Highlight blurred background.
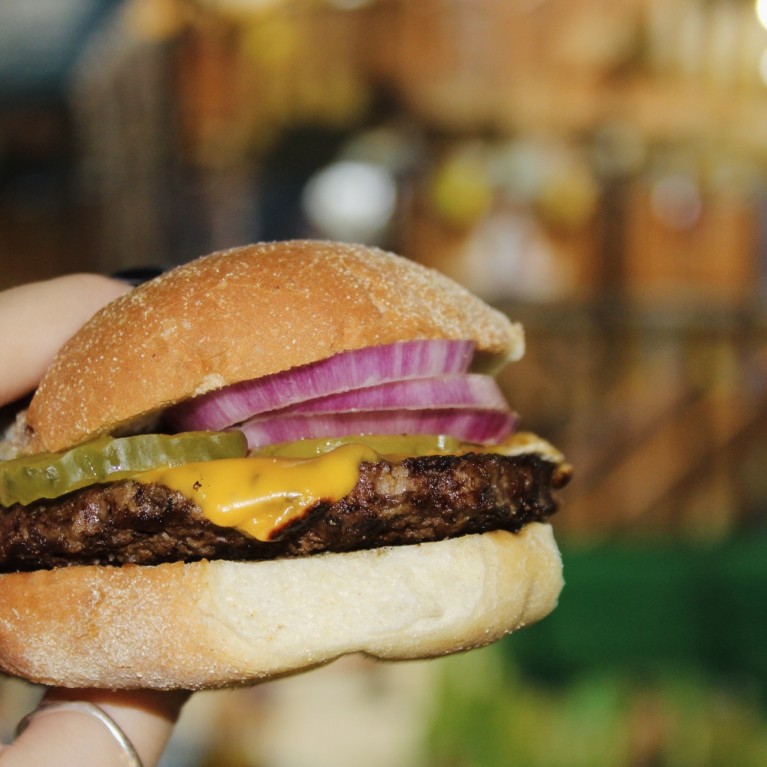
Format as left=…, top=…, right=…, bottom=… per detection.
left=1, top=0, right=767, bottom=764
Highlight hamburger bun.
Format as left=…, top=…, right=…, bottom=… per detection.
left=0, top=525, right=561, bottom=690
left=26, top=240, right=524, bottom=454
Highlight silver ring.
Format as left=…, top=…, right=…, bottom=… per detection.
left=16, top=701, right=144, bottom=767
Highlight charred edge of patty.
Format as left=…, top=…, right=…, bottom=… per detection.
left=0, top=452, right=571, bottom=572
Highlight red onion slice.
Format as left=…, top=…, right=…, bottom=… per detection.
left=237, top=409, right=516, bottom=449
left=277, top=374, right=507, bottom=415
left=168, top=340, right=475, bottom=431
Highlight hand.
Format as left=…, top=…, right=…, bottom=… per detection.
left=0, top=275, right=189, bottom=766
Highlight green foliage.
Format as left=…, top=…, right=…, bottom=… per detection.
left=428, top=646, right=767, bottom=767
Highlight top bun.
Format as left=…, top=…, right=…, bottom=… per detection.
left=27, top=241, right=524, bottom=453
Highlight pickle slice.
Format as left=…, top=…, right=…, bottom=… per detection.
left=253, top=434, right=464, bottom=459
left=0, top=430, right=248, bottom=507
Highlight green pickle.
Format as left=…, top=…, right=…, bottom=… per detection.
left=0, top=430, right=248, bottom=507
left=254, top=434, right=464, bottom=459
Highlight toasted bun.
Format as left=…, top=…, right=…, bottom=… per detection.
left=0, top=524, right=561, bottom=690
left=26, top=241, right=523, bottom=453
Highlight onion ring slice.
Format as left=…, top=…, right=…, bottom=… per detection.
left=237, top=409, right=516, bottom=449
left=276, top=374, right=507, bottom=416
left=168, top=340, right=475, bottom=431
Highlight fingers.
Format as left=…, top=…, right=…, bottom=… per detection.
left=1, top=689, right=189, bottom=767
left=0, top=274, right=130, bottom=407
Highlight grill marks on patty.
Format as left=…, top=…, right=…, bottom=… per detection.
left=0, top=452, right=570, bottom=572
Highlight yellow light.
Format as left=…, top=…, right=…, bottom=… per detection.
left=757, top=0, right=767, bottom=30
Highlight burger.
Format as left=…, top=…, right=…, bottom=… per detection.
left=0, top=240, right=570, bottom=690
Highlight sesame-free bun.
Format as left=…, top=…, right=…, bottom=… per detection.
left=0, top=524, right=562, bottom=690
left=26, top=241, right=524, bottom=453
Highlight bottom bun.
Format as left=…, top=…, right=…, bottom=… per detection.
left=0, top=523, right=562, bottom=690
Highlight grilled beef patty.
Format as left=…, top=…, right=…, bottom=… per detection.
left=0, top=452, right=570, bottom=572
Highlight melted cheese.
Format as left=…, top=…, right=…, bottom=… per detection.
left=132, top=431, right=557, bottom=542
left=135, top=443, right=379, bottom=540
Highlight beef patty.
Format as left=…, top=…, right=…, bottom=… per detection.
left=0, top=452, right=571, bottom=572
